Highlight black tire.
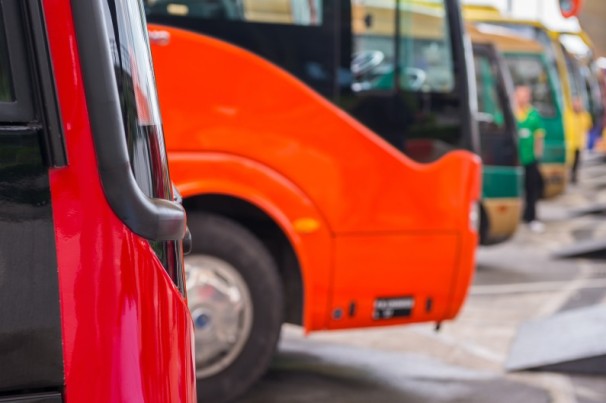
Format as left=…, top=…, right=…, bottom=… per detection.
left=479, top=203, right=490, bottom=246
left=187, top=212, right=284, bottom=403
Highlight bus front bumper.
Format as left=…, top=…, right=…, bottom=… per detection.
left=482, top=198, right=523, bottom=245
left=539, top=163, right=567, bottom=199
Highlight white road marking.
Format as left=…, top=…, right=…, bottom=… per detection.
left=535, top=261, right=592, bottom=317
left=542, top=374, right=578, bottom=403
left=413, top=326, right=505, bottom=364
left=471, top=276, right=606, bottom=296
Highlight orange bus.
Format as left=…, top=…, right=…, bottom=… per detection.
left=146, top=1, right=481, bottom=401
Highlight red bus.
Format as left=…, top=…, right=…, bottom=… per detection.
left=0, top=0, right=195, bottom=401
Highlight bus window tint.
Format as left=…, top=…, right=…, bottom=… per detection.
left=145, top=0, right=323, bottom=26
left=144, top=0, right=473, bottom=160
left=506, top=55, right=557, bottom=118
left=351, top=1, right=396, bottom=91
left=352, top=0, right=454, bottom=93
left=487, top=23, right=564, bottom=107
left=475, top=53, right=504, bottom=129
left=0, top=8, right=14, bottom=102
left=399, top=0, right=454, bottom=92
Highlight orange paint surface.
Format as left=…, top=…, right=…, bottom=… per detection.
left=150, top=25, right=481, bottom=331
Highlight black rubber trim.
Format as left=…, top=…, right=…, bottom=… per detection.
left=24, top=0, right=67, bottom=167
left=70, top=0, right=185, bottom=241
left=447, top=0, right=480, bottom=153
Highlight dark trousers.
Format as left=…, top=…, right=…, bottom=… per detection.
left=523, top=162, right=543, bottom=223
left=571, top=149, right=580, bottom=184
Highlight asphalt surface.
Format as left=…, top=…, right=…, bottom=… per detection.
left=238, top=154, right=606, bottom=403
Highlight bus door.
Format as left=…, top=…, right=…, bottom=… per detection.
left=474, top=44, right=517, bottom=166
left=472, top=43, right=522, bottom=243
left=0, top=0, right=195, bottom=401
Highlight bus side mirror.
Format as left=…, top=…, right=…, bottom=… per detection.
left=172, top=185, right=192, bottom=255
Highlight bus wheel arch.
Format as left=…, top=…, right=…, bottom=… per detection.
left=184, top=193, right=304, bottom=327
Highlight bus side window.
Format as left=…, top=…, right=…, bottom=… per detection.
left=351, top=1, right=455, bottom=94
left=145, top=0, right=323, bottom=26
left=475, top=54, right=504, bottom=129
left=351, top=2, right=396, bottom=92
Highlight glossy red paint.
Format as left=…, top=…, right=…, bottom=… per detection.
left=43, top=1, right=196, bottom=401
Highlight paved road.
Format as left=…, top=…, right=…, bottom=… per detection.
left=238, top=155, right=606, bottom=403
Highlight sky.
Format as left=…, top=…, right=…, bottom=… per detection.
left=462, top=0, right=581, bottom=32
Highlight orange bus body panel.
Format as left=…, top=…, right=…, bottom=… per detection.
left=150, top=25, right=481, bottom=331
left=169, top=152, right=334, bottom=330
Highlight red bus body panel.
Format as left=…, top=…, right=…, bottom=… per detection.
left=150, top=26, right=481, bottom=331
left=44, top=3, right=196, bottom=401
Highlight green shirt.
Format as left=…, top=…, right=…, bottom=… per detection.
left=516, top=107, right=545, bottom=166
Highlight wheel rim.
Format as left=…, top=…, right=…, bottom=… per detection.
left=186, top=254, right=253, bottom=378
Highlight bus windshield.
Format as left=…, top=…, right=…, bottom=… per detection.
left=506, top=54, right=557, bottom=118
left=145, top=0, right=458, bottom=97
left=145, top=0, right=475, bottom=160
left=482, top=23, right=563, bottom=108
left=352, top=0, right=455, bottom=93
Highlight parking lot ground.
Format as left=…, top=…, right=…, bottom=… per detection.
left=238, top=155, right=606, bottom=403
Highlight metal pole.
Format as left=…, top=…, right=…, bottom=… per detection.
left=507, top=0, right=514, bottom=14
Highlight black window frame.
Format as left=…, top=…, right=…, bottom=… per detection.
left=0, top=0, right=35, bottom=122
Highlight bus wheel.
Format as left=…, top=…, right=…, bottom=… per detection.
left=479, top=203, right=490, bottom=245
left=186, top=213, right=284, bottom=403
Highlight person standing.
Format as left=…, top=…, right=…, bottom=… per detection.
left=570, top=97, right=591, bottom=183
left=514, top=85, right=546, bottom=232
